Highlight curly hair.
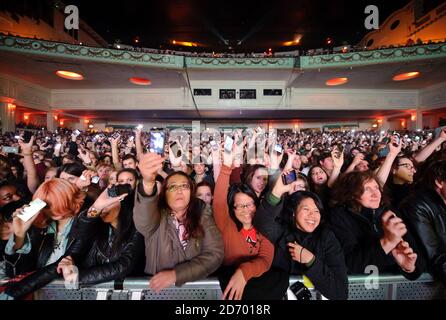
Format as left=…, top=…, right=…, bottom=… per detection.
left=330, top=171, right=389, bottom=213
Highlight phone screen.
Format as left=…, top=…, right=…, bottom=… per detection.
left=149, top=131, right=165, bottom=155
left=224, top=136, right=234, bottom=153
left=282, top=170, right=297, bottom=185
left=17, top=198, right=47, bottom=222
left=210, top=140, right=218, bottom=151
left=2, top=146, right=19, bottom=154
left=274, top=144, right=283, bottom=154
left=170, top=141, right=181, bottom=157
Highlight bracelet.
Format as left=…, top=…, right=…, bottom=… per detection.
left=23, top=152, right=32, bottom=156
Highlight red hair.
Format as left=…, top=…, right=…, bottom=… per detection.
left=32, top=178, right=85, bottom=228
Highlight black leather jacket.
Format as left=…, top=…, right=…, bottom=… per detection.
left=76, top=217, right=145, bottom=285
left=3, top=211, right=95, bottom=298
left=399, top=188, right=446, bottom=284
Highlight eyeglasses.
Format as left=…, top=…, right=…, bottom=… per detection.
left=167, top=183, right=191, bottom=193
left=234, top=202, right=255, bottom=210
left=398, top=163, right=415, bottom=170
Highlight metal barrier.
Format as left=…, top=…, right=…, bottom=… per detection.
left=27, top=273, right=446, bottom=300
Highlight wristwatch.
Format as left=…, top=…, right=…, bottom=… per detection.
left=87, top=206, right=102, bottom=218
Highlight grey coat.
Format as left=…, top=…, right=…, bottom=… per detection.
left=133, top=182, right=224, bottom=286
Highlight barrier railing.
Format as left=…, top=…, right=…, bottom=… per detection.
left=20, top=273, right=444, bottom=300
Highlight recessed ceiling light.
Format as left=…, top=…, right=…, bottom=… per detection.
left=392, top=71, right=420, bottom=81
left=56, top=70, right=84, bottom=80
left=326, top=77, right=348, bottom=86
left=129, top=77, right=152, bottom=85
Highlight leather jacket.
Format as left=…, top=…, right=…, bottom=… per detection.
left=3, top=210, right=95, bottom=298
left=399, top=188, right=446, bottom=284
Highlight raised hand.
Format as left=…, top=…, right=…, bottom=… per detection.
left=18, top=135, right=35, bottom=156
left=12, top=205, right=41, bottom=239
left=75, top=170, right=97, bottom=189
left=138, top=152, right=165, bottom=191
left=90, top=188, right=128, bottom=214
left=271, top=169, right=296, bottom=198
left=388, top=135, right=402, bottom=156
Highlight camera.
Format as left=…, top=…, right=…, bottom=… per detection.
left=289, top=281, right=312, bottom=300
left=107, top=184, right=132, bottom=198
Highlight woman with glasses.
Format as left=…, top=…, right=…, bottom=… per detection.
left=133, top=152, right=224, bottom=293
left=213, top=152, right=289, bottom=300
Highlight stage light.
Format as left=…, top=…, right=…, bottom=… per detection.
left=129, top=77, right=152, bottom=86
left=60, top=121, right=64, bottom=126
left=326, top=77, right=348, bottom=86
left=56, top=70, right=84, bottom=80
left=411, top=115, right=416, bottom=121
left=24, top=114, right=29, bottom=120
left=7, top=103, right=16, bottom=110
left=393, top=72, right=420, bottom=81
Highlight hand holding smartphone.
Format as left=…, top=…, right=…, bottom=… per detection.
left=282, top=170, right=297, bottom=185
left=149, top=131, right=165, bottom=156
left=17, top=199, right=47, bottom=222
left=224, top=136, right=234, bottom=153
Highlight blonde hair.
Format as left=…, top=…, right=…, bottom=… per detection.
left=33, top=178, right=85, bottom=227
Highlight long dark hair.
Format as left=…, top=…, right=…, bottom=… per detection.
left=227, top=183, right=259, bottom=231
left=158, top=171, right=204, bottom=239
left=96, top=188, right=136, bottom=255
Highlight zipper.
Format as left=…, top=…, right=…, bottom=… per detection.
left=372, top=209, right=378, bottom=233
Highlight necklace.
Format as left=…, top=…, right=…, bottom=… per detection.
left=53, top=231, right=63, bottom=251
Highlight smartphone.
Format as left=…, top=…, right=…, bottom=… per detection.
left=209, top=140, right=218, bottom=151
left=2, top=146, right=19, bottom=154
left=54, top=143, right=62, bottom=150
left=98, top=134, right=106, bottom=139
left=107, top=184, right=132, bottom=198
left=111, top=132, right=121, bottom=140
left=91, top=176, right=100, bottom=184
left=393, top=133, right=400, bottom=146
left=14, top=135, right=21, bottom=140
left=73, top=130, right=81, bottom=136
left=434, top=126, right=446, bottom=139
left=378, top=146, right=390, bottom=158
left=23, top=131, right=33, bottom=143
left=149, top=131, right=165, bottom=156
left=17, top=198, right=47, bottom=222
left=170, top=141, right=181, bottom=157
left=282, top=170, right=297, bottom=185
left=128, top=136, right=134, bottom=141
left=224, top=136, right=234, bottom=153
left=274, top=144, right=283, bottom=154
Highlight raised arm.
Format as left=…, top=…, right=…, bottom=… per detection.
left=19, top=136, right=39, bottom=193
left=375, top=136, right=402, bottom=187
left=133, top=152, right=164, bottom=236
left=413, top=128, right=446, bottom=163
left=111, top=137, right=122, bottom=170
